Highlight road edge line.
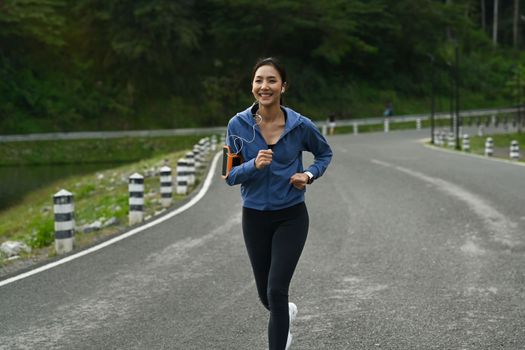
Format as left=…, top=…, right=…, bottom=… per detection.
left=0, top=151, right=222, bottom=288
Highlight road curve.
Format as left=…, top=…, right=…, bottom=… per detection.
left=1, top=129, right=524, bottom=350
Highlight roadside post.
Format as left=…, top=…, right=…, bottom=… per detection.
left=185, top=152, right=196, bottom=186
left=160, top=166, right=173, bottom=208
left=129, top=173, right=144, bottom=225
left=462, top=134, right=470, bottom=152
left=176, top=159, right=189, bottom=195
left=53, top=189, right=75, bottom=254
left=485, top=137, right=494, bottom=156
left=510, top=140, right=520, bottom=160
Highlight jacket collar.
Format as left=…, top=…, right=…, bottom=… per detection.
left=237, top=103, right=302, bottom=133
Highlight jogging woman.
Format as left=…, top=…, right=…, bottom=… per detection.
left=224, top=57, right=332, bottom=349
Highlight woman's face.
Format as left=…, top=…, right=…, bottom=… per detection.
left=252, top=65, right=285, bottom=108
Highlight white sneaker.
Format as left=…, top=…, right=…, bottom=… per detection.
left=286, top=303, right=298, bottom=349
left=288, top=302, right=298, bottom=323
left=285, top=332, right=293, bottom=350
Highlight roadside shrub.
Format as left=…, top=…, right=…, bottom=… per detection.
left=26, top=216, right=54, bottom=249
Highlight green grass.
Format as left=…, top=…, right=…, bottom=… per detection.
left=468, top=133, right=525, bottom=157
left=0, top=135, right=206, bottom=166
left=427, top=130, right=524, bottom=163
left=0, top=142, right=215, bottom=266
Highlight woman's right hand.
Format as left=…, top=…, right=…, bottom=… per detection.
left=255, top=149, right=273, bottom=169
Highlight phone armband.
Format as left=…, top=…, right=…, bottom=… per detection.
left=221, top=145, right=243, bottom=179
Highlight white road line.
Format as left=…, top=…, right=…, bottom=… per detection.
left=371, top=159, right=520, bottom=248
left=0, top=151, right=222, bottom=288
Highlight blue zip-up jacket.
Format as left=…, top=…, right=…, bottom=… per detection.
left=225, top=105, right=332, bottom=210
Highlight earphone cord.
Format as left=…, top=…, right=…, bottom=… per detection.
left=228, top=114, right=262, bottom=155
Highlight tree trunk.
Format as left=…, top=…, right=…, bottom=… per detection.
left=481, top=0, right=486, bottom=32
left=493, top=0, right=499, bottom=46
left=447, top=0, right=453, bottom=40
left=514, top=0, right=520, bottom=48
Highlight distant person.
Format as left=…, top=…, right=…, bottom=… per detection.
left=383, top=101, right=394, bottom=117
left=224, top=57, right=332, bottom=350
left=327, top=114, right=336, bottom=136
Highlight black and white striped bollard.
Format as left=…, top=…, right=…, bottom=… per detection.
left=193, top=145, right=202, bottom=171
left=54, top=189, right=75, bottom=254
left=198, top=141, right=206, bottom=169
left=510, top=140, right=520, bottom=161
left=198, top=139, right=206, bottom=159
left=176, top=159, right=189, bottom=195
left=462, top=134, right=470, bottom=152
left=185, top=151, right=196, bottom=186
left=484, top=137, right=493, bottom=156
left=441, top=131, right=446, bottom=146
left=203, top=137, right=211, bottom=157
left=160, top=166, right=172, bottom=208
left=434, top=131, right=440, bottom=146
left=203, top=138, right=210, bottom=156
left=436, top=130, right=443, bottom=146
left=211, top=135, right=218, bottom=151
left=129, top=173, right=144, bottom=225
left=447, top=132, right=455, bottom=148
left=416, top=118, right=421, bottom=130
left=384, top=118, right=389, bottom=133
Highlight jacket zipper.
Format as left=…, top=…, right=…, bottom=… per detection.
left=245, top=115, right=301, bottom=209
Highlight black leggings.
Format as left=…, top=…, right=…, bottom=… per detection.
left=242, top=202, right=309, bottom=350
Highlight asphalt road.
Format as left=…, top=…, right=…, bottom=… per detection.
left=1, top=130, right=524, bottom=350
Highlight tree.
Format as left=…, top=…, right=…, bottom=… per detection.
left=493, top=0, right=499, bottom=46
left=513, top=0, right=520, bottom=48
left=0, top=0, right=66, bottom=47
left=71, top=0, right=202, bottom=102
left=481, top=0, right=486, bottom=31
left=0, top=0, right=520, bottom=133
left=0, top=0, right=67, bottom=130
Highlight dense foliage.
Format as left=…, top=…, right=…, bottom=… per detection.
left=0, top=0, right=524, bottom=133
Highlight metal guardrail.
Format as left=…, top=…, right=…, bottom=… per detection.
left=0, top=127, right=226, bottom=142
left=0, top=107, right=519, bottom=142
left=332, top=107, right=519, bottom=127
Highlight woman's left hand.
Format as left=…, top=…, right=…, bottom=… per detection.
left=289, top=173, right=309, bottom=190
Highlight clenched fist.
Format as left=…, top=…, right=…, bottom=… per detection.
left=289, top=173, right=309, bottom=190
left=255, top=149, right=273, bottom=169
